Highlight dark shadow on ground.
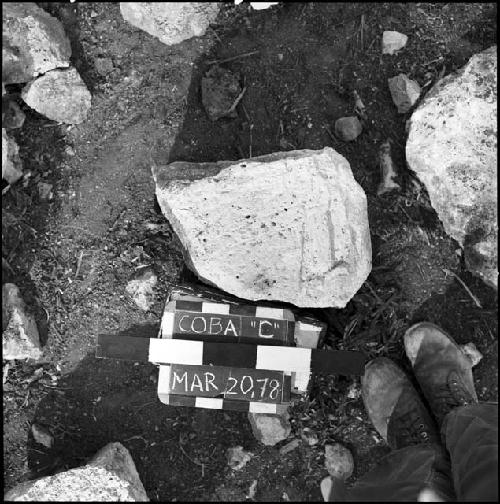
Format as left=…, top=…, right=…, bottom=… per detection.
left=29, top=324, right=258, bottom=500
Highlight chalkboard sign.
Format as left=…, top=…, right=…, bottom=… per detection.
left=166, top=364, right=291, bottom=404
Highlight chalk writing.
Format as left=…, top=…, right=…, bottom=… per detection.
left=172, top=311, right=291, bottom=341
left=168, top=364, right=286, bottom=403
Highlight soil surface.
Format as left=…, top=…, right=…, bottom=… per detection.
left=3, top=3, right=497, bottom=501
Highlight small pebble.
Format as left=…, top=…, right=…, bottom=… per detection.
left=334, top=116, right=362, bottom=141
left=31, top=423, right=54, bottom=449
left=227, top=446, right=253, bottom=471
left=324, top=443, right=354, bottom=480
left=460, top=342, right=483, bottom=367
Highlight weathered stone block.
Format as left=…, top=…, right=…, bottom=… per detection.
left=153, top=148, right=372, bottom=308
left=406, top=46, right=497, bottom=288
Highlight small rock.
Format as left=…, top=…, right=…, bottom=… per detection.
left=126, top=267, right=157, bottom=311
left=65, top=145, right=75, bottom=157
left=382, top=31, right=408, bottom=55
left=2, top=128, right=23, bottom=184
left=460, top=342, right=483, bottom=367
left=2, top=99, right=26, bottom=129
left=21, top=67, right=92, bottom=124
left=377, top=139, right=401, bottom=196
left=334, top=116, right=362, bottom=141
left=94, top=56, right=114, bottom=76
left=31, top=423, right=54, bottom=449
left=4, top=442, right=149, bottom=501
left=227, top=446, right=254, bottom=470
left=120, top=2, right=220, bottom=46
left=248, top=411, right=291, bottom=446
left=38, top=182, right=53, bottom=201
left=388, top=74, right=421, bottom=113
left=324, top=443, right=354, bottom=480
left=2, top=283, right=43, bottom=361
left=201, top=66, right=242, bottom=121
left=300, top=427, right=319, bottom=446
left=279, top=438, right=300, bottom=456
left=346, top=381, right=361, bottom=399
left=320, top=476, right=333, bottom=502
left=2, top=2, right=71, bottom=84
left=247, top=480, right=258, bottom=500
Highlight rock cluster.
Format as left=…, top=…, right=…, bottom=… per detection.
left=406, top=46, right=497, bottom=288
left=2, top=2, right=91, bottom=127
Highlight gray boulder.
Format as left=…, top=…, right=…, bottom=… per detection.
left=120, top=2, right=220, bottom=46
left=21, top=67, right=91, bottom=124
left=4, top=442, right=149, bottom=501
left=406, top=46, right=497, bottom=288
left=153, top=148, right=372, bottom=308
left=2, top=2, right=71, bottom=84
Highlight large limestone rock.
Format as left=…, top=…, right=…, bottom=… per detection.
left=21, top=67, right=91, bottom=124
left=2, top=2, right=71, bottom=84
left=153, top=148, right=371, bottom=308
left=4, top=442, right=149, bottom=501
left=406, top=46, right=497, bottom=288
left=2, top=283, right=43, bottom=361
left=120, top=2, right=220, bottom=46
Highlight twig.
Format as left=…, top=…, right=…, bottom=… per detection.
left=443, top=269, right=482, bottom=308
left=2, top=184, right=11, bottom=195
left=365, top=281, right=383, bottom=304
left=133, top=401, right=155, bottom=411
left=207, top=50, right=260, bottom=66
left=324, top=126, right=339, bottom=144
left=360, top=14, right=365, bottom=49
left=179, top=443, right=204, bottom=468
left=227, top=86, right=247, bottom=114
left=208, top=26, right=222, bottom=44
left=109, top=209, right=126, bottom=232
left=124, top=435, right=147, bottom=443
left=241, top=104, right=253, bottom=158
left=74, top=250, right=84, bottom=279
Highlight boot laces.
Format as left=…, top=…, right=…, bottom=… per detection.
left=391, top=408, right=433, bottom=446
left=429, top=371, right=476, bottom=419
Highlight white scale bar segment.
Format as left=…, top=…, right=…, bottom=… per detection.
left=160, top=311, right=175, bottom=338
left=149, top=338, right=204, bottom=365
left=202, top=302, right=230, bottom=314
left=249, top=402, right=279, bottom=413
left=255, top=307, right=284, bottom=319
left=256, top=346, right=311, bottom=371
left=195, top=397, right=224, bottom=409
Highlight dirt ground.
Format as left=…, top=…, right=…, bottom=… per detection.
left=3, top=2, right=497, bottom=501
